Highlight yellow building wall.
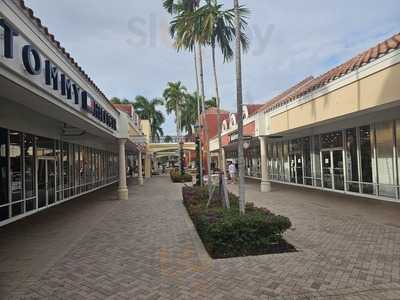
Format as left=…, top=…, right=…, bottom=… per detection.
left=140, top=120, right=151, bottom=142
left=271, top=63, right=400, bottom=133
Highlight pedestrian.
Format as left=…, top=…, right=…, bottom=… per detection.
left=228, top=161, right=236, bottom=184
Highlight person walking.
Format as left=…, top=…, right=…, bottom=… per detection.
left=228, top=161, right=237, bottom=184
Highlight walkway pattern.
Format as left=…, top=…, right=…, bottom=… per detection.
left=1, top=177, right=400, bottom=299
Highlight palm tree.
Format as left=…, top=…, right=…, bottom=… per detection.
left=234, top=0, right=246, bottom=214
left=170, top=7, right=216, bottom=195
left=181, top=92, right=199, bottom=137
left=164, top=135, right=173, bottom=143
left=110, top=97, right=130, bottom=104
left=194, top=0, right=249, bottom=207
left=132, top=96, right=165, bottom=142
left=164, top=0, right=204, bottom=185
left=205, top=97, right=217, bottom=109
left=163, top=0, right=200, bottom=14
left=163, top=81, right=187, bottom=175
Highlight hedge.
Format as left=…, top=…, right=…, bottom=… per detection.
left=182, top=186, right=295, bottom=258
left=170, top=171, right=193, bottom=183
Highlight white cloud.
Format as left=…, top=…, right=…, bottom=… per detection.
left=25, top=0, right=400, bottom=134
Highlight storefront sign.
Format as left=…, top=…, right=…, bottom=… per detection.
left=0, top=19, right=117, bottom=131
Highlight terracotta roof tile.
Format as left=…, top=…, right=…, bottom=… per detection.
left=113, top=104, right=133, bottom=116
left=246, top=104, right=263, bottom=116
left=257, top=76, right=314, bottom=113
left=204, top=107, right=230, bottom=114
left=261, top=32, right=400, bottom=114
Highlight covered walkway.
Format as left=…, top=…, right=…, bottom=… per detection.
left=1, top=177, right=400, bottom=299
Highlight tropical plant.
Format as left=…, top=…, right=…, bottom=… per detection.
left=163, top=0, right=200, bottom=15
left=164, top=0, right=204, bottom=186
left=205, top=97, right=217, bottom=110
left=132, top=96, right=165, bottom=142
left=110, top=97, right=130, bottom=104
left=181, top=92, right=199, bottom=137
left=163, top=81, right=187, bottom=175
left=234, top=0, right=246, bottom=214
left=177, top=0, right=250, bottom=208
left=169, top=4, right=214, bottom=195
left=164, top=135, right=173, bottom=143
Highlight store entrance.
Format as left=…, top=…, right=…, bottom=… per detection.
left=289, top=153, right=303, bottom=184
left=37, top=158, right=56, bottom=208
left=321, top=149, right=344, bottom=191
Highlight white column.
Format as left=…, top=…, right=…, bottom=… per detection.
left=222, top=147, right=228, bottom=180
left=155, top=157, right=159, bottom=172
left=138, top=151, right=144, bottom=185
left=118, top=138, right=129, bottom=200
left=259, top=136, right=271, bottom=192
left=145, top=153, right=151, bottom=178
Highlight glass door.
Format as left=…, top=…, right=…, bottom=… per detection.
left=295, top=155, right=303, bottom=184
left=332, top=150, right=344, bottom=191
left=38, top=159, right=47, bottom=208
left=37, top=159, right=56, bottom=208
left=322, top=151, right=332, bottom=189
left=321, top=150, right=344, bottom=190
left=289, top=154, right=296, bottom=183
left=47, top=160, right=56, bottom=204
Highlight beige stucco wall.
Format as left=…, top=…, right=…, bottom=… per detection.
left=140, top=120, right=151, bottom=142
left=271, top=62, right=400, bottom=133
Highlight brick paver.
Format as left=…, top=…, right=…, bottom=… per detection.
left=1, top=177, right=400, bottom=299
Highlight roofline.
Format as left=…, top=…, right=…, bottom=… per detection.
left=12, top=0, right=120, bottom=115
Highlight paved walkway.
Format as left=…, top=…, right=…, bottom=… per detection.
left=1, top=177, right=400, bottom=299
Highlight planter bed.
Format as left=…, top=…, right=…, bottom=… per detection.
left=170, top=171, right=193, bottom=183
left=182, top=186, right=296, bottom=259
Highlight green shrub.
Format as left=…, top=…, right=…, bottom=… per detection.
left=182, top=186, right=294, bottom=258
left=170, top=171, right=192, bottom=183
left=200, top=210, right=291, bottom=257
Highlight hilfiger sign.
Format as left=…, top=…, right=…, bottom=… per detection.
left=0, top=19, right=117, bottom=131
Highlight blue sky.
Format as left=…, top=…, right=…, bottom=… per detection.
left=25, top=0, right=400, bottom=135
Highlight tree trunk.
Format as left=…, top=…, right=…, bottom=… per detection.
left=194, top=43, right=203, bottom=186
left=198, top=45, right=212, bottom=198
left=211, top=45, right=230, bottom=209
left=234, top=0, right=246, bottom=214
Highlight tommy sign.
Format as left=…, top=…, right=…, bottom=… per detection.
left=0, top=19, right=117, bottom=131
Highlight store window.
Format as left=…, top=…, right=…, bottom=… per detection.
left=359, top=125, right=373, bottom=194
left=55, top=140, right=62, bottom=201
left=283, top=142, right=289, bottom=182
left=303, top=137, right=312, bottom=186
left=75, top=145, right=80, bottom=193
left=63, top=142, right=70, bottom=199
left=397, top=120, right=400, bottom=197
left=0, top=128, right=9, bottom=221
left=346, top=128, right=359, bottom=192
left=69, top=144, right=75, bottom=196
left=277, top=143, right=284, bottom=181
left=375, top=121, right=396, bottom=198
left=9, top=131, right=23, bottom=216
left=313, top=136, right=321, bottom=187
left=36, top=137, right=54, bottom=157
left=24, top=134, right=36, bottom=211
left=321, top=131, right=343, bottom=149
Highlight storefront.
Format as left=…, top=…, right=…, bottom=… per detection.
left=266, top=118, right=400, bottom=201
left=223, top=136, right=261, bottom=179
left=0, top=128, right=119, bottom=223
left=0, top=1, right=145, bottom=226
left=244, top=138, right=261, bottom=179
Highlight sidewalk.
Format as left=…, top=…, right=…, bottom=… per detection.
left=1, top=177, right=400, bottom=299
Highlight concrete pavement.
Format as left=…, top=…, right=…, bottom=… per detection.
left=1, top=177, right=400, bottom=299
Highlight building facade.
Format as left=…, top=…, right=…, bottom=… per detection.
left=208, top=33, right=400, bottom=202
left=0, top=1, right=147, bottom=226
left=208, top=105, right=262, bottom=178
